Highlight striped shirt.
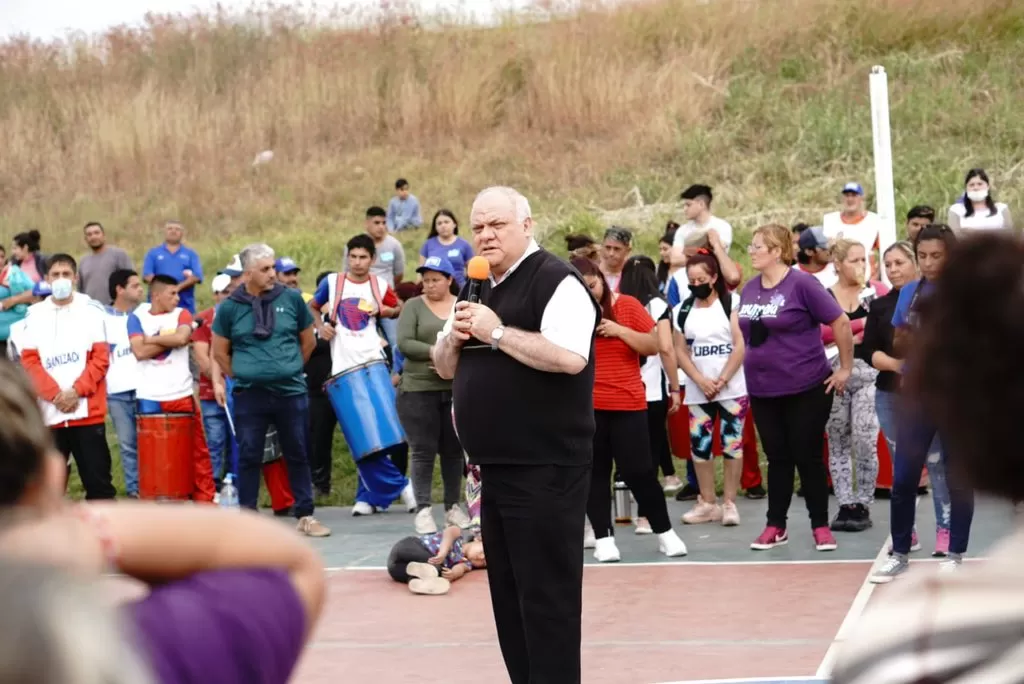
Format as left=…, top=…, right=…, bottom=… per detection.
left=593, top=294, right=655, bottom=411
left=832, top=527, right=1024, bottom=684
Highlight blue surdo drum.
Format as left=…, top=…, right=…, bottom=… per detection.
left=324, top=360, right=406, bottom=461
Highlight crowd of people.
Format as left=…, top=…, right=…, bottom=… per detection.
left=0, top=170, right=1012, bottom=566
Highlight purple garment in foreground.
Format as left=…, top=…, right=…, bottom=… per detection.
left=737, top=268, right=843, bottom=398
left=127, top=569, right=306, bottom=684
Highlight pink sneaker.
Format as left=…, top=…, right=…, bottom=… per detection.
left=813, top=526, right=838, bottom=551
left=888, top=529, right=923, bottom=555
left=750, top=526, right=788, bottom=550
left=933, top=528, right=950, bottom=557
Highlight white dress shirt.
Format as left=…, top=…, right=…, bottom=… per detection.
left=438, top=240, right=597, bottom=361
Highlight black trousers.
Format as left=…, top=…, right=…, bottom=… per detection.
left=308, top=394, right=337, bottom=493
left=53, top=423, right=116, bottom=500
left=480, top=462, right=590, bottom=684
left=589, top=409, right=671, bottom=536
left=386, top=536, right=433, bottom=583
left=647, top=399, right=675, bottom=477
left=750, top=384, right=834, bottom=530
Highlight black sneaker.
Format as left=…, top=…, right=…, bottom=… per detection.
left=845, top=504, right=874, bottom=532
left=674, top=484, right=700, bottom=502
left=745, top=484, right=767, bottom=500
left=830, top=505, right=853, bottom=532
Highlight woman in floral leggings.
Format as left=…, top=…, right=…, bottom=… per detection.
left=821, top=239, right=888, bottom=533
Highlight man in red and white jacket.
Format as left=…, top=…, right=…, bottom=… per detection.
left=20, top=253, right=116, bottom=500
left=129, top=274, right=217, bottom=502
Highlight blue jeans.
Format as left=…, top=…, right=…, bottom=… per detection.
left=380, top=316, right=399, bottom=358
left=233, top=388, right=315, bottom=518
left=888, top=393, right=974, bottom=556
left=107, top=391, right=138, bottom=496
left=200, top=399, right=228, bottom=482
left=876, top=389, right=950, bottom=530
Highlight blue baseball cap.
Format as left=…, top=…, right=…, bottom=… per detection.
left=416, top=255, right=455, bottom=278
left=841, top=182, right=864, bottom=196
left=32, top=281, right=52, bottom=297
left=274, top=257, right=300, bottom=274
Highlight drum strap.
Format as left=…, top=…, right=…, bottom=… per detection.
left=329, top=274, right=385, bottom=325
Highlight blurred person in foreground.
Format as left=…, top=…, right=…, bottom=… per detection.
left=0, top=358, right=326, bottom=684
left=832, top=231, right=1024, bottom=684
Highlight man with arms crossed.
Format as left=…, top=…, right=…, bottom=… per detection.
left=213, top=244, right=329, bottom=537
left=432, top=186, right=600, bottom=684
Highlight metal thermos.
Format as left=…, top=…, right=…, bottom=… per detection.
left=613, top=482, right=632, bottom=523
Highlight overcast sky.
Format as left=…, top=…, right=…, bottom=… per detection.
left=1, top=0, right=543, bottom=39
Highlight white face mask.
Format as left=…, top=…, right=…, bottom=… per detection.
left=967, top=189, right=989, bottom=203
left=50, top=277, right=74, bottom=300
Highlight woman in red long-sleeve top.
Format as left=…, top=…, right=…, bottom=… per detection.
left=571, top=257, right=688, bottom=563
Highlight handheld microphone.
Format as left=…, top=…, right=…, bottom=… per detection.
left=466, top=256, right=491, bottom=303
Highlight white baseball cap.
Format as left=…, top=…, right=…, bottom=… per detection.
left=221, top=254, right=243, bottom=277
left=211, top=273, right=232, bottom=294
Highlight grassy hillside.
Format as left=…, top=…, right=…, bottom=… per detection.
left=5, top=0, right=1021, bottom=503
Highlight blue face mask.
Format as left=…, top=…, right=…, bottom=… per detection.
left=50, top=277, right=73, bottom=300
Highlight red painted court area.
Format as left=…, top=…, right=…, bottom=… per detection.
left=292, top=562, right=870, bottom=684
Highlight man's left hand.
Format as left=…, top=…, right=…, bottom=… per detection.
left=461, top=303, right=503, bottom=345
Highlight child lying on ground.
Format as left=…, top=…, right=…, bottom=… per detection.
left=387, top=525, right=486, bottom=595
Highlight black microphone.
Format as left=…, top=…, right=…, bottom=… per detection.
left=466, top=256, right=490, bottom=303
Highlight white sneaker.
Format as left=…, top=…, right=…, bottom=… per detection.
left=583, top=522, right=597, bottom=549
left=414, top=507, right=438, bottom=534
left=634, top=517, right=653, bottom=535
left=352, top=501, right=375, bottom=516
left=400, top=483, right=417, bottom=513
left=938, top=555, right=963, bottom=574
left=658, top=529, right=688, bottom=557
left=445, top=505, right=472, bottom=529
left=593, top=536, right=621, bottom=563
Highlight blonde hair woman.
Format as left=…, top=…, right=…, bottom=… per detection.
left=737, top=224, right=854, bottom=552
left=821, top=238, right=888, bottom=533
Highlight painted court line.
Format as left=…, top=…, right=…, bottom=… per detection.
left=656, top=678, right=826, bottom=684
left=326, top=558, right=877, bottom=572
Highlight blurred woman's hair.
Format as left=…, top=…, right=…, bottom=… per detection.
left=564, top=234, right=595, bottom=252
left=428, top=209, right=459, bottom=239
left=753, top=224, right=795, bottom=265
left=685, top=250, right=730, bottom=303
left=570, top=257, right=615, bottom=322
left=913, top=223, right=958, bottom=255
left=619, top=256, right=664, bottom=308
left=883, top=240, right=915, bottom=263
left=908, top=233, right=1024, bottom=500
left=657, top=228, right=677, bottom=287
left=0, top=360, right=54, bottom=506
left=0, top=557, right=154, bottom=684
left=830, top=238, right=863, bottom=266
left=13, top=230, right=41, bottom=253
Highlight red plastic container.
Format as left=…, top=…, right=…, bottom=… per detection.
left=138, top=413, right=195, bottom=501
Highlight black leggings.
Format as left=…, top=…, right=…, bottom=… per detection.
left=647, top=399, right=675, bottom=477
left=386, top=536, right=432, bottom=583
left=588, top=409, right=671, bottom=539
left=750, top=384, right=834, bottom=530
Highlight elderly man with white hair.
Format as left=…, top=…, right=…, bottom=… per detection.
left=432, top=186, right=600, bottom=684
left=212, top=243, right=329, bottom=538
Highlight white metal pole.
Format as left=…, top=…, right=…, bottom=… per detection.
left=870, top=65, right=897, bottom=287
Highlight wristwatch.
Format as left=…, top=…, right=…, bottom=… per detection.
left=491, top=325, right=505, bottom=350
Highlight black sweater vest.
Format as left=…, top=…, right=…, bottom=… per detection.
left=452, top=249, right=599, bottom=467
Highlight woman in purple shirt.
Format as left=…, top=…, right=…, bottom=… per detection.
left=419, top=210, right=474, bottom=288
left=0, top=358, right=326, bottom=684
left=737, top=224, right=854, bottom=553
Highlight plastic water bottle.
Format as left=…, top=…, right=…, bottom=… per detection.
left=219, top=474, right=240, bottom=511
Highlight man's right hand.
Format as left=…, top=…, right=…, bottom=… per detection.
left=318, top=324, right=336, bottom=341
left=451, top=301, right=473, bottom=343
left=213, top=381, right=227, bottom=408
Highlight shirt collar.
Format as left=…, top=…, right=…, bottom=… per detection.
left=491, top=239, right=540, bottom=286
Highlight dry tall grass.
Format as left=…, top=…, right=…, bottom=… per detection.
left=1, top=0, right=1022, bottom=259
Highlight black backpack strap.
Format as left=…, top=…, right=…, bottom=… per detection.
left=675, top=295, right=697, bottom=332
left=721, top=291, right=732, bottom=319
